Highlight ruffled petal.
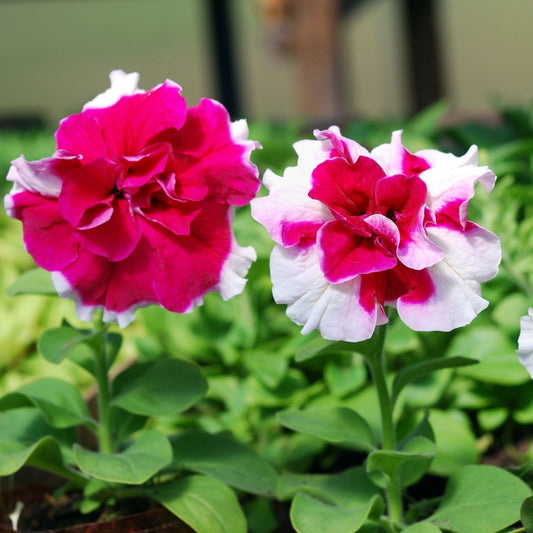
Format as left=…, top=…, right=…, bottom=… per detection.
left=58, top=159, right=116, bottom=228
left=83, top=70, right=142, bottom=110
left=9, top=190, right=78, bottom=271
left=7, top=153, right=80, bottom=199
left=270, top=244, right=383, bottom=342
left=75, top=198, right=142, bottom=261
left=318, top=217, right=397, bottom=281
left=57, top=80, right=187, bottom=161
left=251, top=168, right=332, bottom=247
left=171, top=98, right=260, bottom=206
left=397, top=223, right=501, bottom=330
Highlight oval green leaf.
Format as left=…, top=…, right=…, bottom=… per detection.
left=38, top=327, right=90, bottom=365
left=367, top=436, right=437, bottom=489
left=429, top=464, right=532, bottom=533
left=6, top=268, right=56, bottom=296
left=0, top=437, right=64, bottom=476
left=391, top=356, right=478, bottom=407
left=290, top=492, right=381, bottom=533
left=277, top=467, right=381, bottom=509
left=73, top=429, right=172, bottom=484
left=521, top=495, right=533, bottom=533
left=402, top=523, right=442, bottom=533
left=278, top=407, right=375, bottom=452
left=146, top=475, right=247, bottom=533
left=112, top=359, right=208, bottom=416
left=171, top=430, right=278, bottom=496
left=0, top=378, right=92, bottom=429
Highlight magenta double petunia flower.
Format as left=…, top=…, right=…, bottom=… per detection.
left=251, top=127, right=501, bottom=342
left=5, top=71, right=261, bottom=327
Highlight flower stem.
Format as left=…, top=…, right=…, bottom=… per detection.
left=92, top=313, right=113, bottom=454
left=365, top=322, right=403, bottom=526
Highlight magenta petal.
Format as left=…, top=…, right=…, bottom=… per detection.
left=140, top=202, right=201, bottom=236
left=56, top=241, right=158, bottom=317
left=159, top=158, right=209, bottom=202
left=118, top=141, right=172, bottom=191
left=57, top=81, right=187, bottom=160
left=318, top=219, right=397, bottom=282
left=151, top=201, right=233, bottom=312
left=10, top=190, right=78, bottom=271
left=170, top=98, right=260, bottom=206
left=310, top=157, right=386, bottom=218
left=59, top=159, right=117, bottom=228
left=281, top=220, right=323, bottom=247
left=75, top=199, right=141, bottom=261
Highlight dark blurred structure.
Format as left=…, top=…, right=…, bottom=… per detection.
left=208, top=0, right=443, bottom=120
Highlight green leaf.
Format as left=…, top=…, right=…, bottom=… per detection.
left=277, top=467, right=381, bottom=509
left=367, top=436, right=437, bottom=489
left=147, top=475, right=247, bottom=533
left=38, top=326, right=90, bottom=365
left=402, top=523, right=442, bottom=533
left=0, top=378, right=92, bottom=429
left=6, top=268, right=56, bottom=296
left=278, top=407, right=375, bottom=452
left=448, top=326, right=529, bottom=385
left=243, top=351, right=288, bottom=389
left=171, top=430, right=278, bottom=496
left=428, top=409, right=479, bottom=476
left=0, top=436, right=65, bottom=476
left=290, top=492, right=381, bottom=533
left=73, top=429, right=172, bottom=484
left=295, top=336, right=377, bottom=362
left=492, top=293, right=531, bottom=333
left=392, top=357, right=478, bottom=406
left=521, top=495, right=533, bottom=533
left=325, top=359, right=367, bottom=398
left=429, top=465, right=532, bottom=533
left=67, top=331, right=122, bottom=376
left=112, top=359, right=208, bottom=416
left=0, top=407, right=77, bottom=454
left=37, top=326, right=122, bottom=376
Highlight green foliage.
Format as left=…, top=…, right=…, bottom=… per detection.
left=4, top=100, right=533, bottom=531
left=73, top=429, right=172, bottom=484
left=147, top=475, right=247, bottom=533
left=428, top=465, right=531, bottom=532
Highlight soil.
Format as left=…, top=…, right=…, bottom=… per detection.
left=0, top=485, right=192, bottom=533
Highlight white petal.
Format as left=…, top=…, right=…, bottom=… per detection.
left=397, top=260, right=488, bottom=332
left=416, top=144, right=479, bottom=168
left=398, top=223, right=500, bottom=331
left=270, top=244, right=383, bottom=342
left=371, top=130, right=404, bottom=174
left=214, top=239, right=257, bottom=301
left=251, top=168, right=332, bottom=245
left=7, top=155, right=64, bottom=197
left=293, top=138, right=332, bottom=175
left=83, top=70, right=143, bottom=110
left=422, top=164, right=496, bottom=220
left=427, top=224, right=501, bottom=283
left=518, top=308, right=533, bottom=378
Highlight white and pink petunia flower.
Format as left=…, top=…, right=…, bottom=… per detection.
left=518, top=308, right=533, bottom=378
left=251, top=127, right=501, bottom=342
left=5, top=70, right=260, bottom=327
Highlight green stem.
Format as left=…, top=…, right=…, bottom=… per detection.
left=92, top=313, right=113, bottom=454
left=365, top=322, right=403, bottom=526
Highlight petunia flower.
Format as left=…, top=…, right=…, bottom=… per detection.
left=5, top=70, right=261, bottom=327
left=518, top=308, right=533, bottom=378
left=251, top=127, right=501, bottom=342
